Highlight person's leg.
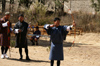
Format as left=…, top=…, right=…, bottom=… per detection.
left=5, top=46, right=9, bottom=54
left=1, top=46, right=5, bottom=59
left=57, top=60, right=60, bottom=66
left=19, top=47, right=23, bottom=60
left=4, top=46, right=9, bottom=58
left=25, top=46, right=30, bottom=60
left=51, top=60, right=54, bottom=66
left=34, top=38, right=38, bottom=45
left=1, top=46, right=4, bottom=54
left=30, top=38, right=35, bottom=45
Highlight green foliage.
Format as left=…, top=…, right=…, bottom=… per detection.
left=38, top=0, right=46, bottom=5
left=19, top=0, right=32, bottom=7
left=25, top=1, right=54, bottom=25
left=10, top=0, right=14, bottom=4
left=54, top=0, right=69, bottom=16
left=10, top=40, right=15, bottom=47
left=91, top=0, right=100, bottom=12
left=59, top=11, right=100, bottom=32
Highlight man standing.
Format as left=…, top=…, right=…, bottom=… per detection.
left=44, top=18, right=76, bottom=66
left=14, top=14, right=30, bottom=60
left=0, top=12, right=11, bottom=59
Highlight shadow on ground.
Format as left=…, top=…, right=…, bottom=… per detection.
left=27, top=39, right=93, bottom=47
left=7, top=58, right=50, bottom=63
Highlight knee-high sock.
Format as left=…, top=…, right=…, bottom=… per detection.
left=57, top=60, right=60, bottom=66
left=30, top=40, right=33, bottom=43
left=25, top=47, right=28, bottom=57
left=1, top=46, right=4, bottom=54
left=51, top=60, right=54, bottom=66
left=30, top=40, right=35, bottom=45
left=5, top=46, right=9, bottom=54
left=19, top=48, right=22, bottom=57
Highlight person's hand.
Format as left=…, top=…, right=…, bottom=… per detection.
left=50, top=24, right=55, bottom=27
left=7, top=21, right=10, bottom=24
left=18, top=29, right=22, bottom=32
left=72, top=20, right=76, bottom=27
left=29, top=25, right=31, bottom=28
left=7, top=21, right=10, bottom=27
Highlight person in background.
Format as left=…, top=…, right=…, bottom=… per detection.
left=44, top=17, right=76, bottom=66
left=30, top=26, right=41, bottom=45
left=0, top=12, right=11, bottom=59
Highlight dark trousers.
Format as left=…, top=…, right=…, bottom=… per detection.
left=51, top=60, right=60, bottom=66
left=1, top=46, right=9, bottom=54
left=19, top=46, right=29, bottom=58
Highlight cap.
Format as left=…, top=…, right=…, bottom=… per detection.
left=5, top=12, right=10, bottom=15
left=54, top=17, right=61, bottom=22
left=18, top=14, right=24, bottom=17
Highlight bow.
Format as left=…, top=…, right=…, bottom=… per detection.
left=64, top=4, right=76, bottom=50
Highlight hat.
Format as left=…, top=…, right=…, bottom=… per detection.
left=18, top=14, right=24, bottom=17
left=5, top=12, right=10, bottom=15
left=54, top=17, right=61, bottom=22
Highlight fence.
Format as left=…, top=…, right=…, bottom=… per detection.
left=12, top=23, right=83, bottom=36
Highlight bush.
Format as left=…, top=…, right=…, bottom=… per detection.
left=10, top=40, right=15, bottom=47
left=60, top=12, right=100, bottom=32
left=17, top=2, right=100, bottom=33
left=24, top=1, right=54, bottom=25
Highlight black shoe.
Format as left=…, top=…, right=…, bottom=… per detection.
left=19, top=55, right=23, bottom=60
left=19, top=57, right=22, bottom=60
left=26, top=57, right=30, bottom=60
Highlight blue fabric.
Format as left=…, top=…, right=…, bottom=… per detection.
left=49, top=42, right=64, bottom=60
left=44, top=25, right=69, bottom=60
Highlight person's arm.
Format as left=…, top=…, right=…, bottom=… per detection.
left=44, top=24, right=53, bottom=35
left=66, top=21, right=76, bottom=31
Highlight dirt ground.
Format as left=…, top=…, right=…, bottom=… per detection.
left=0, top=33, right=100, bottom=66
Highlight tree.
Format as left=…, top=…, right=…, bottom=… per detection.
left=91, top=0, right=100, bottom=12
left=10, top=0, right=14, bottom=4
left=38, top=0, right=46, bottom=5
left=2, top=0, right=6, bottom=12
left=19, top=0, right=32, bottom=7
left=9, top=0, right=14, bottom=13
left=54, top=0, right=68, bottom=16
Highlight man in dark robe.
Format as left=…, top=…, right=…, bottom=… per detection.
left=0, top=12, right=11, bottom=59
left=44, top=18, right=76, bottom=66
left=30, top=26, right=41, bottom=45
left=14, top=14, right=30, bottom=60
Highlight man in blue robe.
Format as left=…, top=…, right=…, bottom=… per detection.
left=44, top=18, right=76, bottom=66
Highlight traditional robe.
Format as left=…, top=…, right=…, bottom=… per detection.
left=14, top=21, right=28, bottom=48
left=44, top=24, right=72, bottom=60
left=0, top=17, right=11, bottom=47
